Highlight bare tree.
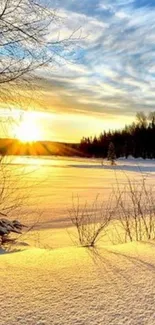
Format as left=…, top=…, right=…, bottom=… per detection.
left=0, top=152, right=44, bottom=250
left=136, top=112, right=147, bottom=128
left=0, top=0, right=79, bottom=85
left=0, top=0, right=82, bottom=119
left=0, top=1, right=81, bottom=246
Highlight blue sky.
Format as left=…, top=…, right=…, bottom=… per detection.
left=2, top=0, right=155, bottom=142
left=37, top=0, right=155, bottom=120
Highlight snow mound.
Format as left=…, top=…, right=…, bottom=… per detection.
left=1, top=228, right=155, bottom=325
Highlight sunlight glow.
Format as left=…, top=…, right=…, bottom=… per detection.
left=15, top=112, right=42, bottom=142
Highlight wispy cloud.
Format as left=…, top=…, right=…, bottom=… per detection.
left=2, top=0, right=155, bottom=141
left=31, top=0, right=155, bottom=121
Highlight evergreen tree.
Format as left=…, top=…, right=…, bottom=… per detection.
left=79, top=111, right=155, bottom=159
left=107, top=142, right=116, bottom=165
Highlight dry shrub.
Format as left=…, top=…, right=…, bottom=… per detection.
left=112, top=175, right=155, bottom=243
left=70, top=174, right=155, bottom=247
left=69, top=195, right=113, bottom=247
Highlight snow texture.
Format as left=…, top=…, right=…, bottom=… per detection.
left=1, top=157, right=155, bottom=324
left=0, top=237, right=155, bottom=325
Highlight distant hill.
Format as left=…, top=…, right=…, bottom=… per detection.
left=0, top=138, right=81, bottom=156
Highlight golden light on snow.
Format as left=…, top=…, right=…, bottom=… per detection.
left=15, top=112, right=42, bottom=142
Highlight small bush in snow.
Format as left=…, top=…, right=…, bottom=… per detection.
left=113, top=176, right=155, bottom=242
left=69, top=195, right=113, bottom=247
left=0, top=217, right=26, bottom=246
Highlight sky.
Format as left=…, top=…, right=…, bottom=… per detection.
left=1, top=0, right=155, bottom=142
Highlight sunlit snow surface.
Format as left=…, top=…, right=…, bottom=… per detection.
left=2, top=156, right=155, bottom=228
left=1, top=240, right=155, bottom=325
left=1, top=157, right=155, bottom=325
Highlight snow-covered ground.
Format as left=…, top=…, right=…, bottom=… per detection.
left=0, top=233, right=155, bottom=325
left=3, top=156, right=155, bottom=227
left=1, top=157, right=155, bottom=325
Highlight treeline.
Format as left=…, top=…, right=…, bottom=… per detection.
left=79, top=112, right=155, bottom=159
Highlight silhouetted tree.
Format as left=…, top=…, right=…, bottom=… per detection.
left=79, top=111, right=155, bottom=160
left=107, top=142, right=116, bottom=165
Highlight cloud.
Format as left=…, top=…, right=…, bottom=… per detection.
left=4, top=0, right=155, bottom=123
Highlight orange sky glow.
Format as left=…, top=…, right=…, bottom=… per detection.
left=0, top=83, right=134, bottom=143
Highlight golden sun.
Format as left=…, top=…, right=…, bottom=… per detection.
left=15, top=112, right=42, bottom=142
